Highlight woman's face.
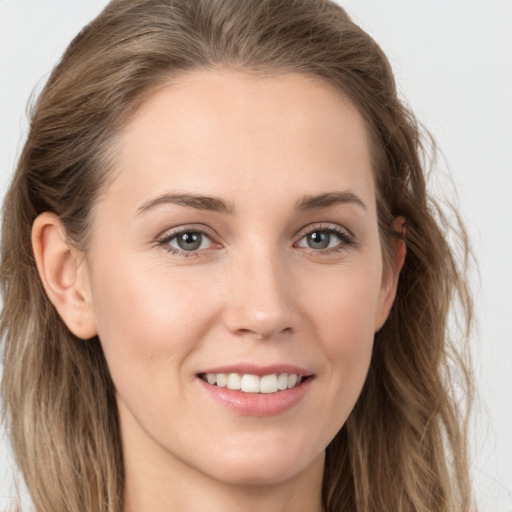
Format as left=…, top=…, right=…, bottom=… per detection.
left=81, top=70, right=398, bottom=487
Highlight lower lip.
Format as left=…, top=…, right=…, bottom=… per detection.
left=198, top=377, right=313, bottom=416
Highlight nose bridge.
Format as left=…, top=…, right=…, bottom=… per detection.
left=223, top=239, right=295, bottom=339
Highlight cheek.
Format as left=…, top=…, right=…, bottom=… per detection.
left=324, top=296, right=375, bottom=390
left=88, top=256, right=220, bottom=390
left=306, top=261, right=381, bottom=415
left=312, top=260, right=382, bottom=345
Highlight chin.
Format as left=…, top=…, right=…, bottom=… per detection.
left=196, top=441, right=324, bottom=487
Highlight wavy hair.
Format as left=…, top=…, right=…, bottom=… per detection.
left=1, top=1, right=474, bottom=510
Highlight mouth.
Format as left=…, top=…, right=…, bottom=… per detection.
left=198, top=372, right=311, bottom=394
left=196, top=364, right=314, bottom=415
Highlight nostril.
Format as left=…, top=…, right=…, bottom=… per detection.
left=235, top=324, right=293, bottom=340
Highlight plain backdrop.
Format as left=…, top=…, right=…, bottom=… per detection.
left=1, top=1, right=511, bottom=510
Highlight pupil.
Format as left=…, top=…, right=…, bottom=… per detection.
left=308, top=231, right=330, bottom=249
left=178, top=232, right=202, bottom=251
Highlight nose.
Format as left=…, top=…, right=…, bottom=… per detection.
left=222, top=247, right=297, bottom=340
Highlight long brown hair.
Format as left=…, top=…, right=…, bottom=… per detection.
left=1, top=1, right=474, bottom=510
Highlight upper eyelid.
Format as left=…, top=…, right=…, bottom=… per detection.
left=295, top=222, right=354, bottom=239
left=156, top=224, right=218, bottom=242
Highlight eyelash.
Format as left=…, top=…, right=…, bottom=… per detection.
left=295, top=224, right=356, bottom=253
left=156, top=224, right=356, bottom=258
left=156, top=226, right=217, bottom=258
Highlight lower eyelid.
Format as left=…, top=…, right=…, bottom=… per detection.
left=163, top=246, right=202, bottom=258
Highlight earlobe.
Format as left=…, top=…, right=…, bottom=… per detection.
left=374, top=216, right=407, bottom=332
left=31, top=212, right=97, bottom=339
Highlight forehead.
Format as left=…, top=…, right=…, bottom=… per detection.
left=122, top=69, right=370, bottom=155
left=101, top=69, right=376, bottom=216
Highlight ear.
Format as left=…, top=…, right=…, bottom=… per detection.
left=31, top=212, right=98, bottom=339
left=374, top=216, right=407, bottom=332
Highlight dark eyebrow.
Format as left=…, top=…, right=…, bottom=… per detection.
left=136, top=192, right=235, bottom=216
left=137, top=190, right=366, bottom=216
left=295, top=191, right=368, bottom=212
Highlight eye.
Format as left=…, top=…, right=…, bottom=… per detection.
left=158, top=229, right=214, bottom=254
left=296, top=226, right=354, bottom=251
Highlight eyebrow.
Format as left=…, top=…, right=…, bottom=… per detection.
left=136, top=190, right=367, bottom=216
left=295, top=191, right=368, bottom=212
left=136, top=192, right=235, bottom=216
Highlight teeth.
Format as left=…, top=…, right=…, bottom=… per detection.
left=216, top=373, right=227, bottom=388
left=260, top=374, right=278, bottom=393
left=241, top=374, right=260, bottom=393
left=287, top=374, right=297, bottom=389
left=202, top=372, right=305, bottom=394
left=277, top=373, right=288, bottom=390
left=227, top=373, right=241, bottom=390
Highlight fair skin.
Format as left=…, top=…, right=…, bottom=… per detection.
left=32, top=70, right=405, bottom=512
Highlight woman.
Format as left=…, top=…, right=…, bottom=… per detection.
left=0, top=0, right=474, bottom=511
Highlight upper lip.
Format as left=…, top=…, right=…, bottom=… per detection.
left=198, top=363, right=313, bottom=377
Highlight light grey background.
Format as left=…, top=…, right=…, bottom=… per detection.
left=1, top=1, right=511, bottom=510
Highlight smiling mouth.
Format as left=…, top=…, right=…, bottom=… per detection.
left=198, top=372, right=311, bottom=394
